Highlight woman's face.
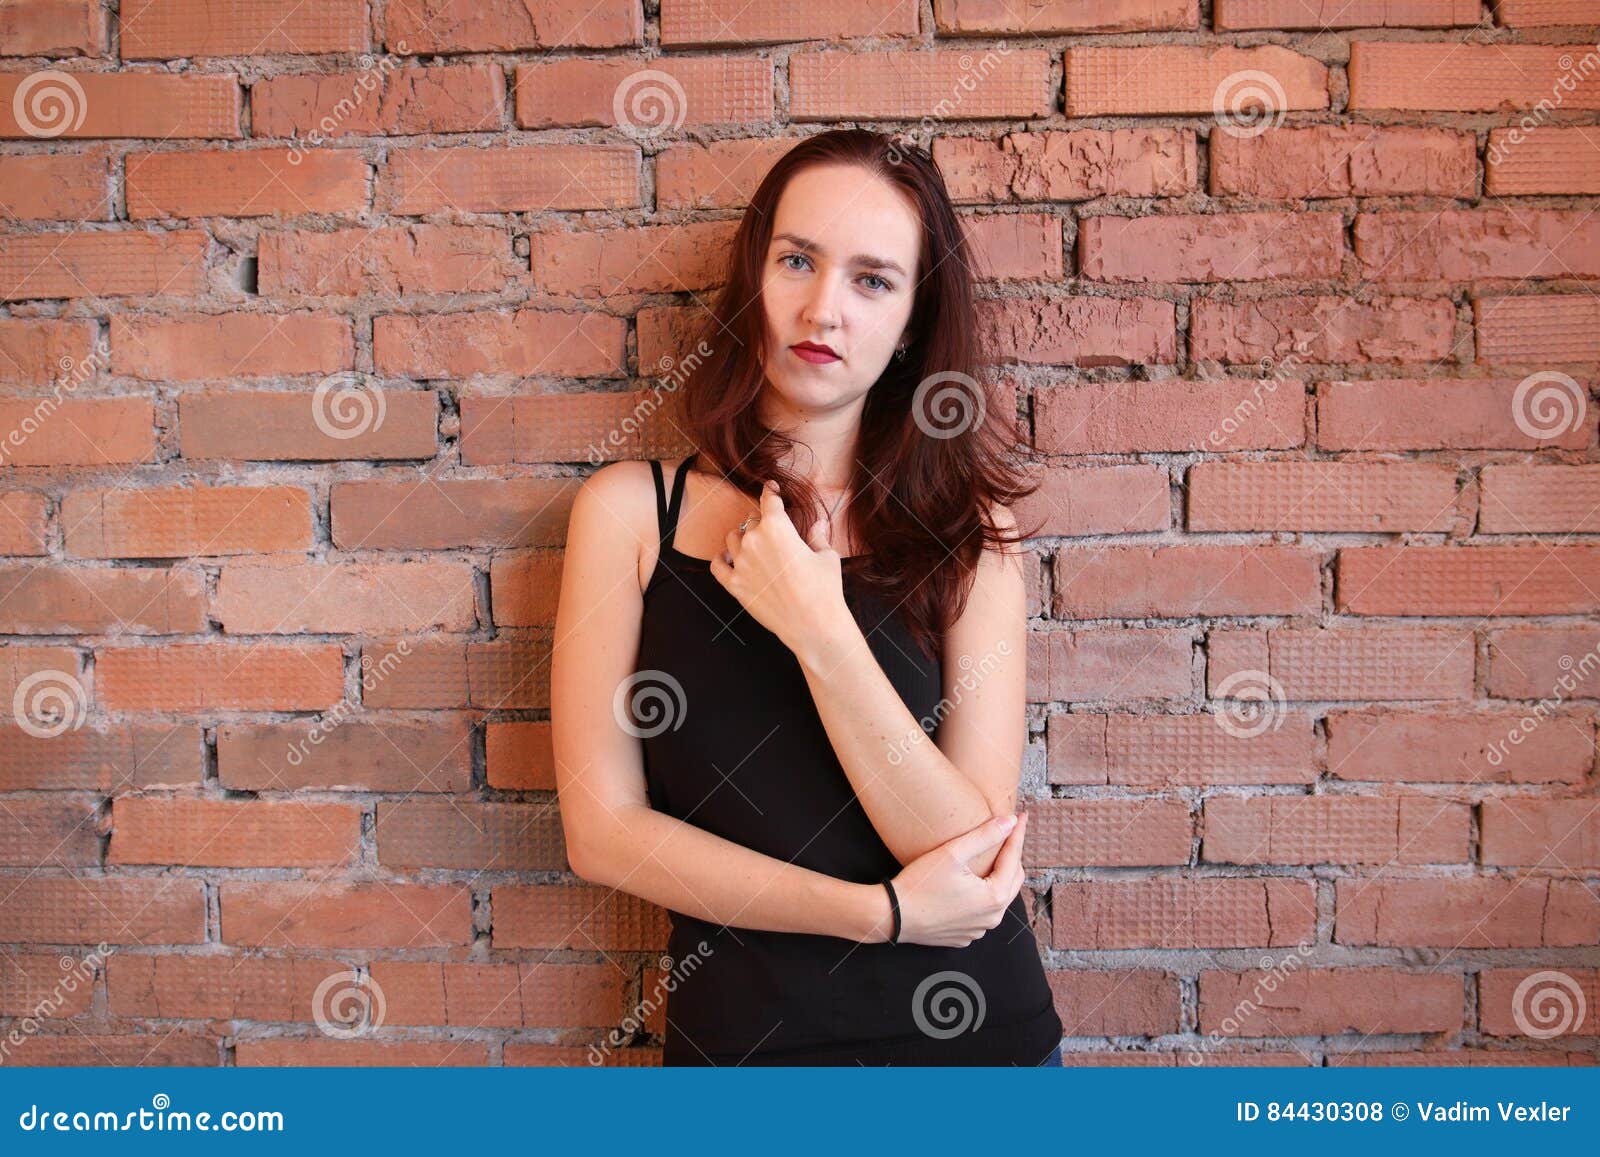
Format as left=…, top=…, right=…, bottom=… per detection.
left=757, top=163, right=921, bottom=418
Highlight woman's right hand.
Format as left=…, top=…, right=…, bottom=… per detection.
left=883, top=812, right=1029, bottom=948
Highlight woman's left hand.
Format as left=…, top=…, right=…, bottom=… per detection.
left=709, top=480, right=852, bottom=655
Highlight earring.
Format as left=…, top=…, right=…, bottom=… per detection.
left=894, top=345, right=907, bottom=361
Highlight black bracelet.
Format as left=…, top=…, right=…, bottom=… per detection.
left=880, top=877, right=901, bottom=944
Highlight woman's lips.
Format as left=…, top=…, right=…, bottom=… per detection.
left=790, top=345, right=840, bottom=364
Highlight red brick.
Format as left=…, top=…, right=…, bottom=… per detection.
left=1337, top=877, right=1600, bottom=946
left=376, top=801, right=567, bottom=870
left=0, top=318, right=98, bottom=385
left=489, top=553, right=561, bottom=628
left=0, top=490, right=49, bottom=554
left=63, top=484, right=313, bottom=557
left=460, top=390, right=687, bottom=465
left=253, top=64, right=504, bottom=137
left=1015, top=465, right=1170, bottom=537
left=515, top=57, right=772, bottom=128
left=1023, top=798, right=1192, bottom=867
left=1356, top=209, right=1600, bottom=281
left=1065, top=45, right=1329, bottom=116
left=1047, top=970, right=1183, bottom=1038
left=1350, top=42, right=1600, bottom=110
left=180, top=388, right=437, bottom=461
left=1036, top=378, right=1306, bottom=453
left=485, top=720, right=556, bottom=789
left=980, top=296, right=1178, bottom=365
left=530, top=219, right=734, bottom=296
left=1049, top=711, right=1317, bottom=787
left=217, top=718, right=474, bottom=793
left=667, top=0, right=919, bottom=43
left=1051, top=878, right=1316, bottom=948
left=1488, top=126, right=1600, bottom=195
left=936, top=128, right=1197, bottom=203
left=1190, top=295, right=1457, bottom=365
left=0, top=796, right=101, bottom=866
left=369, top=959, right=625, bottom=1028
left=1332, top=1048, right=1596, bottom=1066
left=1494, top=0, right=1596, bottom=22
left=1317, top=379, right=1595, bottom=451
left=0, top=952, right=97, bottom=1018
left=121, top=0, right=367, bottom=56
left=382, top=144, right=639, bottom=214
left=259, top=226, right=518, bottom=298
left=1054, top=544, right=1321, bottom=618
left=1216, top=0, right=1480, bottom=26
left=0, top=0, right=105, bottom=55
left=1210, top=125, right=1475, bottom=198
left=1339, top=545, right=1600, bottom=616
left=109, top=797, right=362, bottom=867
left=1188, top=462, right=1460, bottom=532
left=1081, top=212, right=1344, bottom=282
left=1475, top=294, right=1600, bottom=363
left=1480, top=968, right=1599, bottom=1037
left=0, top=723, right=203, bottom=791
left=374, top=309, right=627, bottom=379
left=3, top=1034, right=218, bottom=1065
left=0, top=73, right=240, bottom=138
left=491, top=884, right=670, bottom=951
left=1480, top=465, right=1600, bottom=533
left=0, top=563, right=205, bottom=633
left=127, top=147, right=369, bottom=218
left=1208, top=625, right=1474, bottom=701
left=112, top=312, right=352, bottom=380
left=0, top=230, right=208, bottom=301
left=358, top=637, right=552, bottom=709
left=656, top=137, right=798, bottom=209
left=1481, top=800, right=1600, bottom=868
left=0, top=395, right=155, bottom=465
left=1198, top=969, right=1462, bottom=1037
left=1203, top=796, right=1470, bottom=865
left=938, top=0, right=1196, bottom=32
left=383, top=0, right=641, bottom=52
left=221, top=882, right=473, bottom=948
left=964, top=213, right=1064, bottom=281
left=1033, top=628, right=1193, bottom=704
left=237, top=1039, right=490, bottom=1066
left=0, top=877, right=206, bottom=943
left=791, top=49, right=1052, bottom=120
left=0, top=153, right=112, bottom=219
left=332, top=476, right=576, bottom=550
left=95, top=642, right=344, bottom=712
left=216, top=559, right=474, bottom=634
left=107, top=953, right=347, bottom=1020
left=1327, top=708, right=1594, bottom=784
left=1485, top=626, right=1600, bottom=699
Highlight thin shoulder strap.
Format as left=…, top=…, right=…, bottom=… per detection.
left=649, top=452, right=698, bottom=550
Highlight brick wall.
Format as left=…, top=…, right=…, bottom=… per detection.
left=1, top=0, right=1598, bottom=1067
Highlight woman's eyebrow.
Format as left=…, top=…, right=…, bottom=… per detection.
left=772, top=232, right=908, bottom=277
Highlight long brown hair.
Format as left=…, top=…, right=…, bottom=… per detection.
left=674, top=128, right=1041, bottom=664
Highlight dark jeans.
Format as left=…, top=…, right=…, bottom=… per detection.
left=1040, top=1042, right=1064, bottom=1066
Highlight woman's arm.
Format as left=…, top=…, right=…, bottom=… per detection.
left=791, top=506, right=1030, bottom=879
left=550, top=462, right=894, bottom=943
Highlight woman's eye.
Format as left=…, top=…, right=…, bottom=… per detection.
left=861, top=274, right=890, bottom=292
left=780, top=253, right=808, bottom=271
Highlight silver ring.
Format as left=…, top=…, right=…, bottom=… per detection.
left=738, top=515, right=758, bottom=534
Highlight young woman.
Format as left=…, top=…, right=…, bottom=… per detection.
left=552, top=129, right=1065, bottom=1066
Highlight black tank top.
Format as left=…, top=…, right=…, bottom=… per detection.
left=633, top=452, right=1063, bottom=1065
